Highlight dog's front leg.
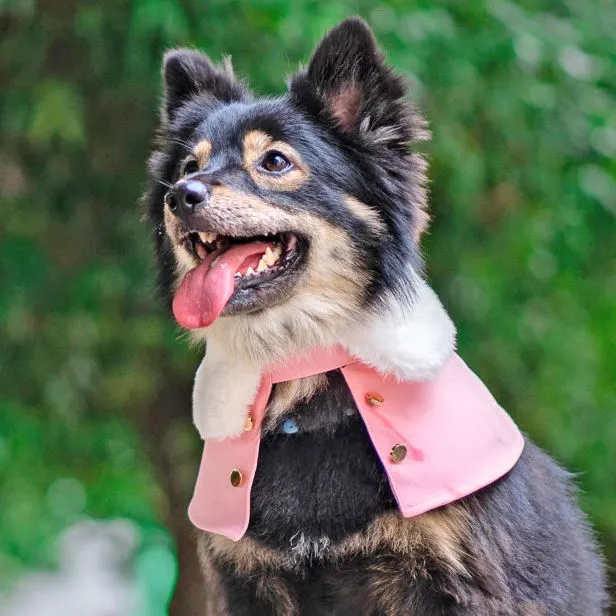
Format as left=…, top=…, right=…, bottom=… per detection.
left=203, top=560, right=300, bottom=616
left=325, top=554, right=529, bottom=616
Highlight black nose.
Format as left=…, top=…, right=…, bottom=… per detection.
left=166, top=180, right=209, bottom=214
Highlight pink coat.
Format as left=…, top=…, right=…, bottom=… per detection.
left=189, top=346, right=524, bottom=541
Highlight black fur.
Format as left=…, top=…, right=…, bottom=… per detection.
left=210, top=375, right=607, bottom=614
left=145, top=17, right=608, bottom=616
left=162, top=49, right=250, bottom=124
left=250, top=371, right=396, bottom=548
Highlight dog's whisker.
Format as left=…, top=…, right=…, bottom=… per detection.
left=167, top=137, right=197, bottom=150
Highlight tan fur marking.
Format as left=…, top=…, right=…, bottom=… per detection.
left=410, top=152, right=431, bottom=243
left=242, top=130, right=309, bottom=191
left=242, top=130, right=273, bottom=168
left=255, top=574, right=299, bottom=616
left=193, top=139, right=212, bottom=169
left=205, top=186, right=297, bottom=234
left=411, top=508, right=470, bottom=574
left=358, top=562, right=416, bottom=616
left=344, top=196, right=387, bottom=236
left=206, top=533, right=295, bottom=574
left=163, top=204, right=197, bottom=281
left=204, top=506, right=470, bottom=578
left=414, top=208, right=430, bottom=243
left=334, top=508, right=470, bottom=575
left=265, top=374, right=328, bottom=428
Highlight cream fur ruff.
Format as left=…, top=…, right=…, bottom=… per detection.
left=192, top=278, right=456, bottom=439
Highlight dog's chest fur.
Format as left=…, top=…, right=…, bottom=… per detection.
left=249, top=371, right=396, bottom=552
left=200, top=373, right=606, bottom=616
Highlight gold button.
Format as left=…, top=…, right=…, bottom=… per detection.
left=390, top=444, right=407, bottom=463
left=244, top=414, right=253, bottom=432
left=230, top=468, right=243, bottom=487
left=365, top=392, right=385, bottom=407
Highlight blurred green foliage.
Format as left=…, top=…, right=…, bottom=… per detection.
left=0, top=0, right=614, bottom=610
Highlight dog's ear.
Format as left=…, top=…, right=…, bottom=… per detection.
left=289, top=18, right=412, bottom=149
left=162, top=49, right=247, bottom=123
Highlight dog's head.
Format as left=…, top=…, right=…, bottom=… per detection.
left=146, top=18, right=429, bottom=361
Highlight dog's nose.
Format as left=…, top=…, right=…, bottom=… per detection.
left=166, top=180, right=209, bottom=215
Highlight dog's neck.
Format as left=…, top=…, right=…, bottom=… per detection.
left=192, top=278, right=456, bottom=439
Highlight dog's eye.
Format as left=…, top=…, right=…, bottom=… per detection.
left=259, top=151, right=292, bottom=173
left=182, top=159, right=200, bottom=176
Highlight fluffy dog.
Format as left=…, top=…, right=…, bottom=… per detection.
left=145, top=18, right=607, bottom=615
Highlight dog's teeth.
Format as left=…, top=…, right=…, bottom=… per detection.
left=256, top=258, right=268, bottom=273
left=198, top=232, right=218, bottom=244
left=246, top=266, right=256, bottom=276
left=263, top=247, right=278, bottom=266
left=195, top=242, right=208, bottom=260
left=273, top=245, right=282, bottom=258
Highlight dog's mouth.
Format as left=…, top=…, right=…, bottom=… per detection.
left=172, top=229, right=307, bottom=328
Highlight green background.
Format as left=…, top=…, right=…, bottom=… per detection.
left=1, top=0, right=614, bottom=613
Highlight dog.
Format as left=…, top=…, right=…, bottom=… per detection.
left=145, top=17, right=607, bottom=615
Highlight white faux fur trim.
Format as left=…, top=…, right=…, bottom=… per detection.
left=192, top=339, right=262, bottom=440
left=344, top=278, right=456, bottom=381
left=192, top=277, right=456, bottom=439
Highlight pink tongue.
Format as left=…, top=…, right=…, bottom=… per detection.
left=172, top=242, right=273, bottom=329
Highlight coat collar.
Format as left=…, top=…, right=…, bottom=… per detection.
left=188, top=347, right=524, bottom=541
left=192, top=278, right=457, bottom=440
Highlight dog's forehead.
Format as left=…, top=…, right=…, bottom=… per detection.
left=192, top=99, right=303, bottom=151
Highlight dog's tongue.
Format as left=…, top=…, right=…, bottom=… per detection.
left=172, top=241, right=272, bottom=329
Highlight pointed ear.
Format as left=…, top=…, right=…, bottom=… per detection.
left=162, top=49, right=248, bottom=123
left=289, top=18, right=417, bottom=149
